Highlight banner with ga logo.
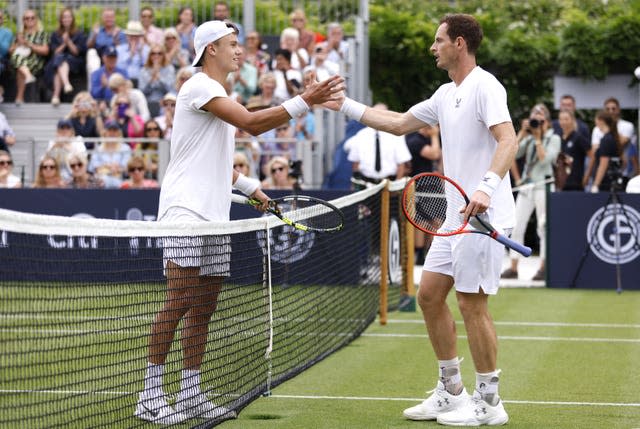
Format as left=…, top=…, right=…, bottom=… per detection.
left=548, top=192, right=640, bottom=289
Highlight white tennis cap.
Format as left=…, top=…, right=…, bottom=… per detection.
left=192, top=20, right=237, bottom=67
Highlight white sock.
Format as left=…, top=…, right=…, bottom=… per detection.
left=143, top=362, right=164, bottom=399
left=438, top=357, right=463, bottom=395
left=181, top=369, right=201, bottom=399
left=476, top=370, right=501, bottom=406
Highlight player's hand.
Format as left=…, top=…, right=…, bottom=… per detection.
left=250, top=188, right=270, bottom=212
left=301, top=75, right=345, bottom=108
left=461, top=190, right=491, bottom=221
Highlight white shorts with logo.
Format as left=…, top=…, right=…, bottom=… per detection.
left=423, top=230, right=509, bottom=295
left=160, top=206, right=231, bottom=277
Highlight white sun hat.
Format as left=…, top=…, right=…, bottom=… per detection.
left=192, top=20, right=237, bottom=67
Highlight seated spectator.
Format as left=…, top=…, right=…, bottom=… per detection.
left=108, top=72, right=150, bottom=121
left=0, top=10, right=14, bottom=102
left=230, top=46, right=257, bottom=104
left=105, top=92, right=144, bottom=140
left=0, top=110, right=16, bottom=152
left=67, top=91, right=103, bottom=148
left=175, top=66, right=193, bottom=93
left=135, top=119, right=162, bottom=179
left=277, top=27, right=308, bottom=71
left=90, top=46, right=128, bottom=113
left=87, top=7, right=125, bottom=57
left=291, top=69, right=317, bottom=142
left=140, top=6, right=164, bottom=48
left=273, top=49, right=302, bottom=101
left=319, top=22, right=349, bottom=67
left=154, top=93, right=175, bottom=139
left=213, top=1, right=244, bottom=43
left=88, top=120, right=131, bottom=188
left=261, top=156, right=296, bottom=190
left=163, top=27, right=189, bottom=71
left=139, top=44, right=175, bottom=117
left=233, top=151, right=252, bottom=177
left=33, top=155, right=65, bottom=188
left=235, top=126, right=261, bottom=179
left=120, top=155, right=159, bottom=189
left=175, top=6, right=196, bottom=62
left=255, top=72, right=282, bottom=108
left=47, top=118, right=86, bottom=180
left=116, top=21, right=150, bottom=88
left=9, top=10, right=49, bottom=105
left=289, top=9, right=315, bottom=55
left=65, top=151, right=104, bottom=188
left=45, top=7, right=87, bottom=106
left=0, top=150, right=20, bottom=188
left=244, top=31, right=270, bottom=76
left=306, top=44, right=339, bottom=82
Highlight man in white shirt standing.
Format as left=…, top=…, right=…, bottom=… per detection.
left=330, top=13, right=517, bottom=426
left=135, top=20, right=344, bottom=425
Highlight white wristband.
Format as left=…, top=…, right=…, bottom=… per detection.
left=476, top=171, right=501, bottom=198
left=281, top=95, right=309, bottom=118
left=233, top=173, right=260, bottom=196
left=339, top=97, right=366, bottom=121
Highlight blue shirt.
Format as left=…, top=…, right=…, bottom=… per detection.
left=0, top=27, right=13, bottom=57
left=90, top=66, right=128, bottom=101
left=91, top=27, right=126, bottom=56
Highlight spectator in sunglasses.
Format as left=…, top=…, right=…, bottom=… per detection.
left=120, top=155, right=159, bottom=188
left=0, top=150, right=20, bottom=188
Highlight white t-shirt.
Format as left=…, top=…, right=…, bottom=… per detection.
left=274, top=69, right=302, bottom=102
left=346, top=127, right=412, bottom=179
left=591, top=118, right=635, bottom=148
left=158, top=72, right=236, bottom=221
left=409, top=66, right=515, bottom=229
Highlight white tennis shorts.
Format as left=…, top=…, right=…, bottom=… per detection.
left=423, top=231, right=508, bottom=295
left=160, top=206, right=231, bottom=277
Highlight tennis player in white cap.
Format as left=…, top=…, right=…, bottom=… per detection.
left=134, top=20, right=344, bottom=425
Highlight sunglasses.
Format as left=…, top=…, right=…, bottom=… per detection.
left=41, top=164, right=57, bottom=170
left=141, top=14, right=153, bottom=18
left=129, top=166, right=145, bottom=172
left=23, top=16, right=36, bottom=20
left=69, top=162, right=83, bottom=169
left=145, top=126, right=160, bottom=132
left=0, top=160, right=12, bottom=166
left=271, top=166, right=286, bottom=174
left=234, top=163, right=247, bottom=168
left=150, top=51, right=163, bottom=55
left=276, top=127, right=289, bottom=132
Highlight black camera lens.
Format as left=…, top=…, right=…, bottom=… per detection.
left=529, top=118, right=540, bottom=128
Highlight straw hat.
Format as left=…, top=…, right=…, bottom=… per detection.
left=123, top=21, right=145, bottom=36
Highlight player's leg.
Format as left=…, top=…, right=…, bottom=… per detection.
left=403, top=237, right=470, bottom=421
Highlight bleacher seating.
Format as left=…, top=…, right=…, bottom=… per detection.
left=0, top=102, right=72, bottom=184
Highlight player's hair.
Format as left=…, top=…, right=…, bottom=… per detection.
left=595, top=109, right=622, bottom=152
left=440, top=14, right=483, bottom=54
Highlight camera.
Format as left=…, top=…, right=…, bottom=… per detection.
left=607, top=157, right=623, bottom=182
left=288, top=160, right=302, bottom=180
left=529, top=118, right=541, bottom=129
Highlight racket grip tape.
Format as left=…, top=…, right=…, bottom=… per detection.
left=494, top=233, right=532, bottom=257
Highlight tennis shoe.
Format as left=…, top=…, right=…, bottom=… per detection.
left=134, top=393, right=188, bottom=425
left=176, top=392, right=237, bottom=420
left=436, top=389, right=508, bottom=426
left=402, top=381, right=470, bottom=421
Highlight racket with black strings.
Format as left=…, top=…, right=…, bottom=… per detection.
left=231, top=193, right=344, bottom=233
left=402, top=173, right=532, bottom=257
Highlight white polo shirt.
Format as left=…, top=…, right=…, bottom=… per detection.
left=158, top=72, right=236, bottom=221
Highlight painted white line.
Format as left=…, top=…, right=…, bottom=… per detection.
left=1, top=389, right=638, bottom=408
left=362, top=333, right=640, bottom=343
left=386, top=319, right=640, bottom=329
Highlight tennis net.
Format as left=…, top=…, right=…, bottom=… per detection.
left=0, top=183, right=405, bottom=428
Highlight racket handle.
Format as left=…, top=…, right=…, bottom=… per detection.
left=494, top=233, right=532, bottom=257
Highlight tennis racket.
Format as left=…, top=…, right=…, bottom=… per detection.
left=231, top=193, right=345, bottom=233
left=402, top=173, right=532, bottom=257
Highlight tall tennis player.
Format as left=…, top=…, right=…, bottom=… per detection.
left=134, top=20, right=344, bottom=424
left=330, top=14, right=516, bottom=426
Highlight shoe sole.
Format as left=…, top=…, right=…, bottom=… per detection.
left=437, top=414, right=509, bottom=426
left=134, top=408, right=188, bottom=425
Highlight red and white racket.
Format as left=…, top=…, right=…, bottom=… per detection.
left=402, top=173, right=531, bottom=257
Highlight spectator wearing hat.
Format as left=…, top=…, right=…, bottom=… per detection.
left=140, top=7, right=164, bottom=48
left=87, top=7, right=126, bottom=57
left=155, top=93, right=176, bottom=139
left=33, top=155, right=66, bottom=188
left=116, top=21, right=150, bottom=87
left=89, top=119, right=132, bottom=188
left=90, top=45, right=128, bottom=107
left=139, top=44, right=175, bottom=117
left=163, top=27, right=189, bottom=71
left=46, top=118, right=86, bottom=180
left=108, top=72, right=150, bottom=121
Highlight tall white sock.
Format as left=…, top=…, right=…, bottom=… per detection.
left=438, top=357, right=463, bottom=395
left=143, top=362, right=164, bottom=398
left=476, top=369, right=501, bottom=406
left=181, top=369, right=202, bottom=399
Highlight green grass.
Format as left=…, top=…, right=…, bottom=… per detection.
left=2, top=287, right=640, bottom=428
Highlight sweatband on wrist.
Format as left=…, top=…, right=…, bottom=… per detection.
left=282, top=95, right=309, bottom=118
left=233, top=173, right=260, bottom=196
left=339, top=97, right=366, bottom=121
left=476, top=171, right=501, bottom=198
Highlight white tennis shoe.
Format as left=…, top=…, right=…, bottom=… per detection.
left=402, top=381, right=470, bottom=420
left=134, top=393, right=188, bottom=425
left=436, top=389, right=509, bottom=426
left=175, top=392, right=237, bottom=420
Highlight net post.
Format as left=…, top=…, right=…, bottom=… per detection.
left=379, top=181, right=390, bottom=325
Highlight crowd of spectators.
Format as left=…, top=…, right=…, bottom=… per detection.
left=0, top=3, right=353, bottom=188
